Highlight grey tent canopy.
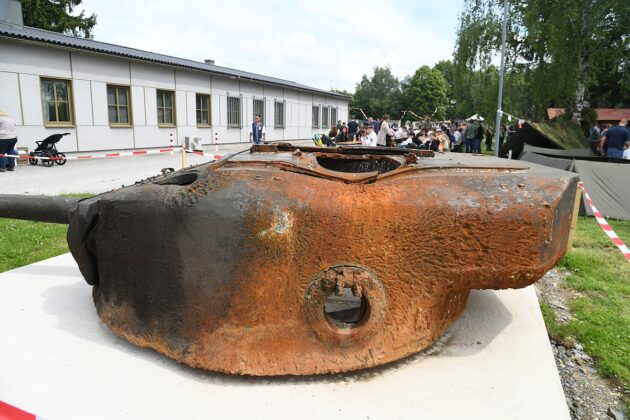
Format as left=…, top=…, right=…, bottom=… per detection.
left=520, top=152, right=630, bottom=220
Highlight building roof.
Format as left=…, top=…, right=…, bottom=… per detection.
left=547, top=108, right=566, bottom=120
left=592, top=108, right=630, bottom=121
left=547, top=107, right=630, bottom=122
left=0, top=23, right=350, bottom=100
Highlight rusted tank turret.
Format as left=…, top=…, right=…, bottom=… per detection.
left=0, top=144, right=579, bottom=375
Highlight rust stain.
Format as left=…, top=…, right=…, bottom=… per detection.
left=46, top=143, right=580, bottom=375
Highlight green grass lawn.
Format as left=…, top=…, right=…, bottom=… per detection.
left=0, top=194, right=91, bottom=272
left=543, top=216, right=630, bottom=400
left=0, top=218, right=69, bottom=272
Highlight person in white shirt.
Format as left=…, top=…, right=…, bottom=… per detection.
left=452, top=127, right=461, bottom=146
left=400, top=137, right=413, bottom=147
left=394, top=125, right=404, bottom=141
left=361, top=125, right=378, bottom=147
left=377, top=114, right=396, bottom=146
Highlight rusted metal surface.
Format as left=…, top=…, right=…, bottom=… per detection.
left=0, top=144, right=578, bottom=375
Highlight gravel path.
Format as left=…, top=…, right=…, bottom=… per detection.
left=536, top=269, right=627, bottom=420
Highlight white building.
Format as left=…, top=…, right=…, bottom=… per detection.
left=0, top=14, right=349, bottom=152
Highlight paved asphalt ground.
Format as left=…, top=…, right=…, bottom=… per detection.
left=1, top=140, right=312, bottom=195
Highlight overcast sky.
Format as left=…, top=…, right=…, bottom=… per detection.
left=80, top=0, right=463, bottom=93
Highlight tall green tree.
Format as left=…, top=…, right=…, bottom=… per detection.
left=453, top=0, right=630, bottom=121
left=433, top=60, right=455, bottom=100
left=22, top=0, right=97, bottom=38
left=401, top=66, right=449, bottom=120
left=351, top=66, right=402, bottom=119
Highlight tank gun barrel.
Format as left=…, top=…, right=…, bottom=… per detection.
left=0, top=194, right=80, bottom=224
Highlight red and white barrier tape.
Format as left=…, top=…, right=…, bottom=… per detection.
left=0, top=147, right=178, bottom=161
left=578, top=182, right=630, bottom=262
left=0, top=148, right=227, bottom=162
left=0, top=400, right=39, bottom=420
left=191, top=151, right=223, bottom=160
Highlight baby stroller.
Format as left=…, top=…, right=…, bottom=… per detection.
left=29, top=133, right=69, bottom=167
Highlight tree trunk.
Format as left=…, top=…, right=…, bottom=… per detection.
left=572, top=3, right=591, bottom=121
left=572, top=51, right=589, bottom=121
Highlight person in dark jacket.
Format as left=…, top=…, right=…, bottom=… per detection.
left=474, top=123, right=484, bottom=153
left=348, top=119, right=359, bottom=140
left=485, top=125, right=494, bottom=152
left=464, top=119, right=476, bottom=153
left=335, top=126, right=349, bottom=142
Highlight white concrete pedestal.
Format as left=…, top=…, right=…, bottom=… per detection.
left=0, top=254, right=569, bottom=419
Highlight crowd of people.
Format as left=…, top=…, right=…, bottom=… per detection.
left=327, top=114, right=630, bottom=161
left=327, top=115, right=505, bottom=154
left=592, top=119, right=630, bottom=159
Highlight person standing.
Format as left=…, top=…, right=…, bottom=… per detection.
left=589, top=124, right=601, bottom=142
left=451, top=126, right=462, bottom=152
left=0, top=111, right=18, bottom=172
left=464, top=118, right=476, bottom=153
left=377, top=114, right=395, bottom=147
left=473, top=122, right=484, bottom=153
left=445, top=125, right=455, bottom=149
left=249, top=114, right=266, bottom=145
left=600, top=119, right=630, bottom=159
left=348, top=119, right=359, bottom=140
left=367, top=117, right=379, bottom=134
left=393, top=124, right=404, bottom=142
left=485, top=125, right=494, bottom=152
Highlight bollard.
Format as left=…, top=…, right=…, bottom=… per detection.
left=508, top=149, right=513, bottom=159
left=169, top=132, right=174, bottom=155
left=214, top=132, right=219, bottom=154
left=181, top=144, right=186, bottom=169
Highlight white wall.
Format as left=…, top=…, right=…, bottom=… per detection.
left=0, top=71, right=22, bottom=124
left=0, top=38, right=350, bottom=152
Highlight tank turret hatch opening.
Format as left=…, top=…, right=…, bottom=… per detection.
left=315, top=155, right=401, bottom=174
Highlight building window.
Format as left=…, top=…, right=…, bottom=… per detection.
left=312, top=105, right=320, bottom=129
left=40, top=78, right=74, bottom=126
left=196, top=94, right=211, bottom=126
left=322, top=106, right=330, bottom=128
left=227, top=95, right=241, bottom=127
left=107, top=85, right=131, bottom=126
left=253, top=98, right=265, bottom=123
left=156, top=90, right=175, bottom=126
left=274, top=100, right=285, bottom=128
left=331, top=107, right=338, bottom=127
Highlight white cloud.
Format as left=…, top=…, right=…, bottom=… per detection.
left=80, top=0, right=463, bottom=92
